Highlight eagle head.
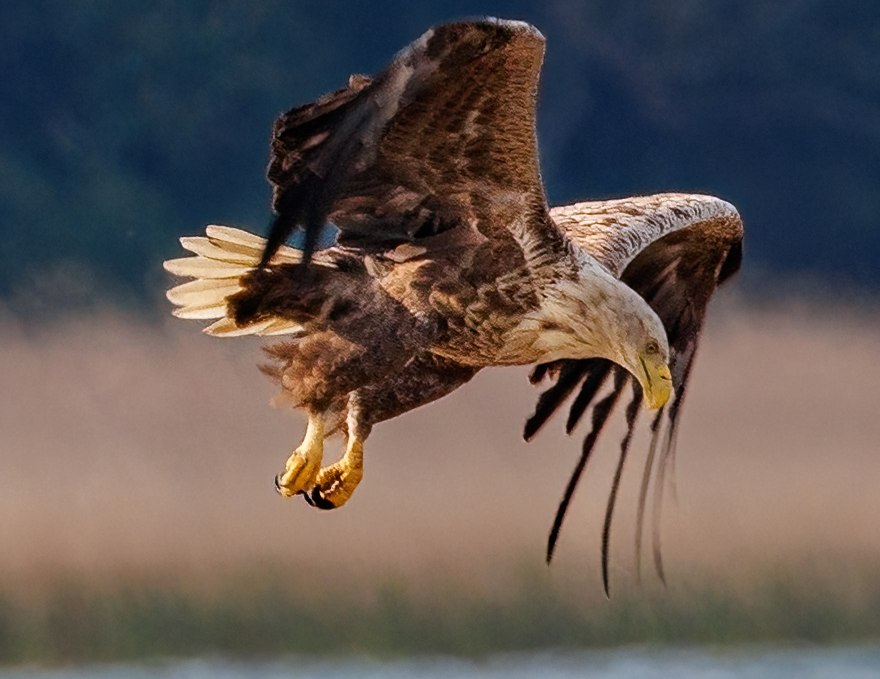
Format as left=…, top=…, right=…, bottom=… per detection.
left=533, top=266, right=673, bottom=410
left=589, top=274, right=673, bottom=410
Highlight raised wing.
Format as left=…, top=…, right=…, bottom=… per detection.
left=528, top=193, right=743, bottom=594
left=262, top=19, right=556, bottom=266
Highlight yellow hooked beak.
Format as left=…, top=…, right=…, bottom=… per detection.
left=639, top=356, right=673, bottom=410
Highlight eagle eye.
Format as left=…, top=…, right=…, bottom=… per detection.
left=645, top=340, right=660, bottom=355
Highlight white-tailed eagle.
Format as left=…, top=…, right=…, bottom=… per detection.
left=164, top=19, right=743, bottom=594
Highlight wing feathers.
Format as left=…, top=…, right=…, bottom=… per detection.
left=551, top=193, right=742, bottom=277
left=565, top=362, right=614, bottom=434
left=262, top=19, right=554, bottom=266
left=545, top=368, right=626, bottom=565
left=601, top=381, right=642, bottom=598
left=531, top=192, right=744, bottom=592
left=523, top=361, right=593, bottom=441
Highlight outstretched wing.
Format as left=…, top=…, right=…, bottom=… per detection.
left=261, top=18, right=557, bottom=266
left=527, top=193, right=743, bottom=594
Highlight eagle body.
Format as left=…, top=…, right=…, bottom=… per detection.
left=164, top=19, right=743, bottom=593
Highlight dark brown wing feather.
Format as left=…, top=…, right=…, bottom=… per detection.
left=526, top=194, right=743, bottom=590
left=261, top=19, right=555, bottom=266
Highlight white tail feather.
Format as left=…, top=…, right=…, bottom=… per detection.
left=180, top=237, right=257, bottom=265
left=204, top=317, right=280, bottom=337
left=163, top=256, right=245, bottom=279
left=165, top=279, right=242, bottom=307
left=164, top=224, right=333, bottom=338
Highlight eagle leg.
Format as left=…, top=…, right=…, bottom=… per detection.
left=274, top=411, right=325, bottom=497
left=306, top=435, right=365, bottom=510
left=304, top=397, right=369, bottom=510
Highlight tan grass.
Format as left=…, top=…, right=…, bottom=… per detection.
left=1, top=296, right=878, bottom=599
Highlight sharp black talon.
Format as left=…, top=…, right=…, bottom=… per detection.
left=274, top=474, right=284, bottom=495
left=308, top=488, right=338, bottom=510
left=301, top=491, right=316, bottom=507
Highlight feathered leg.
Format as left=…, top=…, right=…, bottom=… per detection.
left=303, top=352, right=479, bottom=510
left=233, top=260, right=447, bottom=506
left=305, top=394, right=369, bottom=509
left=274, top=410, right=325, bottom=497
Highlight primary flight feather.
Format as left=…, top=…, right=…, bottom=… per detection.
left=164, top=18, right=743, bottom=594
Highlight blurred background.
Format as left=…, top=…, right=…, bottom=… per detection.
left=2, top=0, right=879, bottom=670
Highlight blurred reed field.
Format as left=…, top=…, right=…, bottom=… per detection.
left=1, top=295, right=880, bottom=661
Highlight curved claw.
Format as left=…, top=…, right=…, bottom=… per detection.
left=297, top=436, right=364, bottom=510
left=306, top=488, right=339, bottom=510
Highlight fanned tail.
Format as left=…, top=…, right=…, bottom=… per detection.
left=163, top=225, right=326, bottom=337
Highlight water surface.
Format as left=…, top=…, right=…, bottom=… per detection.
left=5, top=647, right=880, bottom=679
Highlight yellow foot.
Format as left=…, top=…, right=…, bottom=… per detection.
left=275, top=413, right=324, bottom=498
left=304, top=439, right=363, bottom=510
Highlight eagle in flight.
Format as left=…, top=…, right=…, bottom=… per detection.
left=164, top=19, right=743, bottom=594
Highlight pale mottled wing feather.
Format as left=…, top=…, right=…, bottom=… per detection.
left=529, top=193, right=743, bottom=592
left=551, top=193, right=743, bottom=382
left=551, top=193, right=742, bottom=279
left=262, top=19, right=556, bottom=265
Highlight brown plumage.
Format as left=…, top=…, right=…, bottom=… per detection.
left=164, top=18, right=743, bottom=594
